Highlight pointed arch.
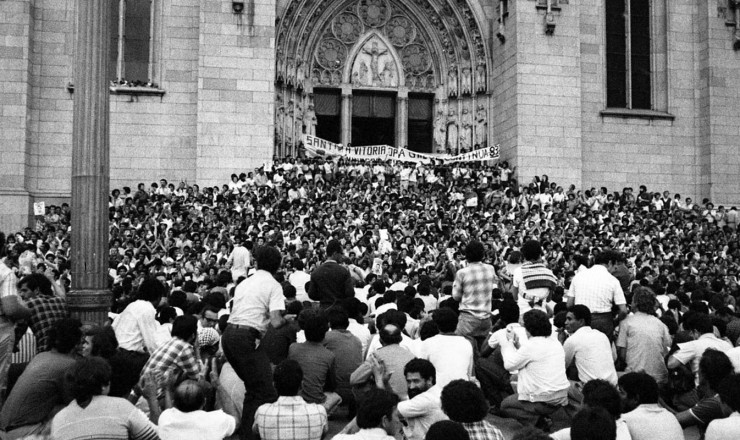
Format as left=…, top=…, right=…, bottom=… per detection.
left=343, top=30, right=404, bottom=87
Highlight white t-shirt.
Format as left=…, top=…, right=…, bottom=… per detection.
left=158, top=408, right=236, bottom=440
left=418, top=334, right=474, bottom=388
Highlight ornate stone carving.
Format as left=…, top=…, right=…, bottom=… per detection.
left=446, top=108, right=458, bottom=151
left=461, top=67, right=472, bottom=95
left=475, top=62, right=486, bottom=93
left=385, top=16, right=416, bottom=47
left=475, top=104, right=487, bottom=147
left=401, top=44, right=431, bottom=74
left=358, top=0, right=390, bottom=28
left=447, top=67, right=458, bottom=97
left=460, top=105, right=473, bottom=151
left=434, top=106, right=447, bottom=151
left=315, top=38, right=348, bottom=71
left=332, top=13, right=364, bottom=44
left=304, top=103, right=317, bottom=136
left=351, top=37, right=399, bottom=87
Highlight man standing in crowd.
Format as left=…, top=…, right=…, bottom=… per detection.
left=512, top=240, right=557, bottom=316
left=616, top=287, right=672, bottom=385
left=223, top=245, right=293, bottom=440
left=227, top=238, right=251, bottom=283
left=0, top=235, right=30, bottom=407
left=309, top=239, right=354, bottom=309
left=452, top=240, right=497, bottom=348
left=253, top=359, right=328, bottom=440
left=566, top=250, right=628, bottom=340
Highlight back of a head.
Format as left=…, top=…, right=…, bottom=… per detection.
left=371, top=280, right=387, bottom=295
left=571, top=407, right=616, bottom=440
left=254, top=245, right=282, bottom=273
left=425, top=420, right=470, bottom=440
left=464, top=240, right=485, bottom=263
left=379, top=323, right=403, bottom=345
left=521, top=240, right=542, bottom=261
left=298, top=308, right=329, bottom=342
left=441, top=379, right=489, bottom=423
left=522, top=309, right=552, bottom=337
left=326, top=239, right=342, bottom=257
left=699, top=349, right=733, bottom=391
left=169, top=290, right=188, bottom=310
left=138, top=277, right=166, bottom=304
left=327, top=306, right=350, bottom=330
left=499, top=300, right=520, bottom=325
left=356, top=388, right=399, bottom=429
left=86, top=326, right=119, bottom=359
left=171, top=314, right=198, bottom=341
left=173, top=379, right=205, bottom=412
left=582, top=379, right=622, bottom=419
left=432, top=307, right=458, bottom=333
left=70, top=356, right=112, bottom=405
left=273, top=359, right=303, bottom=396
left=618, top=372, right=659, bottom=405
left=632, top=286, right=657, bottom=314
left=685, top=312, right=713, bottom=335
left=718, top=374, right=740, bottom=413
left=378, top=309, right=407, bottom=330
left=49, top=318, right=83, bottom=354
left=594, top=250, right=620, bottom=266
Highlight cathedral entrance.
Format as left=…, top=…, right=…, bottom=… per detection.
left=351, top=90, right=395, bottom=146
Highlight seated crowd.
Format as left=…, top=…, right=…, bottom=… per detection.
left=0, top=156, right=739, bottom=440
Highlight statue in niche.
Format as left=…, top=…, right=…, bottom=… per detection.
left=405, top=74, right=416, bottom=89
left=312, top=68, right=321, bottom=84
left=434, top=108, right=447, bottom=151
left=461, top=68, right=472, bottom=95
left=448, top=67, right=458, bottom=97
left=362, top=41, right=388, bottom=85
left=381, top=62, right=395, bottom=86
left=476, top=63, right=486, bottom=93
left=275, top=96, right=285, bottom=144
left=321, top=70, right=331, bottom=84
left=446, top=108, right=459, bottom=152
left=294, top=102, right=304, bottom=142
left=426, top=74, right=436, bottom=89
left=276, top=54, right=284, bottom=82
left=360, top=61, right=369, bottom=85
left=460, top=106, right=473, bottom=152
left=352, top=71, right=362, bottom=86
left=304, top=103, right=317, bottom=136
left=285, top=101, right=294, bottom=145
left=476, top=104, right=487, bottom=147
left=286, top=60, right=295, bottom=86
left=330, top=70, right=341, bottom=85
left=296, top=57, right=306, bottom=89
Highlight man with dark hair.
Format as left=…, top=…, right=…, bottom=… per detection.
left=396, top=358, right=447, bottom=440
left=570, top=407, right=616, bottom=440
left=139, top=314, right=201, bottom=401
left=667, top=312, right=732, bottom=386
left=563, top=305, right=617, bottom=399
left=706, top=374, right=740, bottom=438
left=452, top=240, right=497, bottom=346
left=352, top=322, right=415, bottom=399
left=426, top=420, right=471, bottom=440
left=262, top=300, right=303, bottom=366
left=308, top=239, right=354, bottom=309
left=550, top=379, right=629, bottom=440
left=254, top=360, right=328, bottom=440
left=112, top=277, right=169, bottom=397
left=616, top=287, right=672, bottom=385
left=223, top=245, right=294, bottom=440
left=0, top=318, right=82, bottom=438
left=323, top=306, right=362, bottom=413
left=419, top=308, right=474, bottom=388
left=227, top=237, right=252, bottom=282
left=441, top=379, right=504, bottom=440
left=159, top=379, right=236, bottom=440
left=499, top=310, right=571, bottom=428
left=289, top=309, right=341, bottom=414
left=566, top=249, right=628, bottom=340
left=512, top=240, right=557, bottom=317
left=619, top=372, right=683, bottom=440
left=51, top=357, right=159, bottom=440
left=674, top=348, right=734, bottom=429
left=17, top=272, right=69, bottom=353
left=334, top=389, right=401, bottom=440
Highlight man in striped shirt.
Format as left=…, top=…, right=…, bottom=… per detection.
left=452, top=240, right=497, bottom=349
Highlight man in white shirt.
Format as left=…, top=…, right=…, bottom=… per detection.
left=667, top=312, right=732, bottom=386
left=566, top=250, right=628, bottom=341
left=500, top=309, right=571, bottom=428
left=227, top=239, right=252, bottom=283
left=288, top=259, right=311, bottom=303
left=112, top=277, right=169, bottom=398
left=333, top=389, right=401, bottom=440
left=619, top=372, right=684, bottom=440
left=563, top=305, right=618, bottom=403
left=159, top=380, right=236, bottom=440
left=418, top=308, right=474, bottom=388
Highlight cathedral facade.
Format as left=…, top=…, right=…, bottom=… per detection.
left=1, top=0, right=740, bottom=231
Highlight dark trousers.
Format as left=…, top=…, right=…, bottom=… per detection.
left=590, top=313, right=615, bottom=342
left=222, top=325, right=278, bottom=440
left=110, top=349, right=149, bottom=398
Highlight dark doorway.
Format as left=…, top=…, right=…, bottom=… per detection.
left=314, top=88, right=341, bottom=143
left=408, top=93, right=433, bottom=153
left=352, top=90, right=395, bottom=146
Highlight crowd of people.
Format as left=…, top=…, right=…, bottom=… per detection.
left=0, top=155, right=739, bottom=440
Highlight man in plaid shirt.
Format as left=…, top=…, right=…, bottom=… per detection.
left=452, top=240, right=497, bottom=348
left=254, top=359, right=328, bottom=440
left=139, top=314, right=201, bottom=400
left=17, top=273, right=68, bottom=353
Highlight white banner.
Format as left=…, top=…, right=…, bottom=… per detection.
left=302, top=134, right=500, bottom=164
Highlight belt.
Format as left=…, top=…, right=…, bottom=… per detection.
left=591, top=312, right=612, bottom=316
left=228, top=323, right=259, bottom=332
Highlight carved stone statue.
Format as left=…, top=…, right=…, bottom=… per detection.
left=476, top=104, right=488, bottom=147
left=382, top=61, right=395, bottom=86
left=285, top=101, right=294, bottom=144
left=460, top=106, right=473, bottom=151
left=461, top=68, right=472, bottom=95
left=275, top=93, right=284, bottom=143
left=434, top=108, right=447, bottom=151
left=294, top=102, right=304, bottom=143
left=360, top=61, right=369, bottom=85
left=286, top=60, right=295, bottom=86
left=448, top=67, right=458, bottom=97
left=295, top=57, right=306, bottom=89
left=304, top=103, right=317, bottom=136
left=476, top=63, right=486, bottom=93
left=446, top=108, right=458, bottom=152
left=362, top=41, right=388, bottom=85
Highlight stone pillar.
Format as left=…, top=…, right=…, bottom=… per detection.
left=341, top=85, right=352, bottom=146
left=69, top=0, right=112, bottom=325
left=395, top=88, right=408, bottom=148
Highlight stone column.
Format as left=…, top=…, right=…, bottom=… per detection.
left=340, top=85, right=352, bottom=146
left=69, top=0, right=112, bottom=325
left=395, top=88, right=408, bottom=148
